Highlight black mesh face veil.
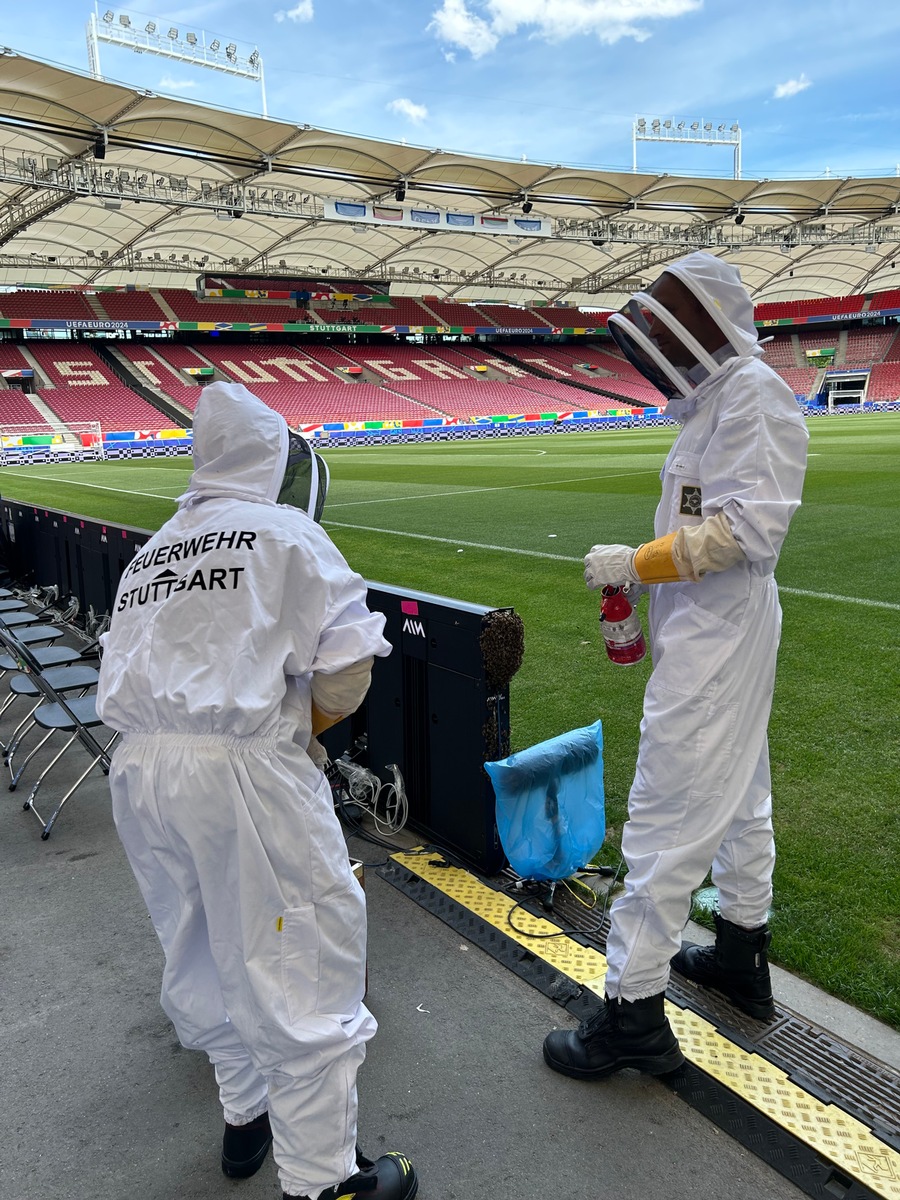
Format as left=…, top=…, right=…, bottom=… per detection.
left=607, top=306, right=684, bottom=401
left=277, top=430, right=330, bottom=521
left=606, top=294, right=722, bottom=402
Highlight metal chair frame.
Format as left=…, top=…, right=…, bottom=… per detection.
left=0, top=627, right=117, bottom=839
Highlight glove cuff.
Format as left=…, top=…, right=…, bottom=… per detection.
left=632, top=534, right=682, bottom=584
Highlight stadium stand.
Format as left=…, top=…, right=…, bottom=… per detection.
left=867, top=289, right=900, bottom=309
left=865, top=362, right=900, bottom=400
left=761, top=334, right=799, bottom=368
left=0, top=290, right=96, bottom=320
left=26, top=343, right=178, bottom=430
left=841, top=328, right=894, bottom=368
left=417, top=300, right=492, bottom=327
left=219, top=382, right=432, bottom=423
left=774, top=367, right=819, bottom=398
left=755, top=295, right=865, bottom=320
left=159, top=289, right=312, bottom=324
left=94, top=291, right=170, bottom=322
left=883, top=328, right=900, bottom=361
left=0, top=344, right=53, bottom=429
left=527, top=307, right=608, bottom=327
left=473, top=305, right=551, bottom=328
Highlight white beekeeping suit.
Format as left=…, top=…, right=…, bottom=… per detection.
left=544, top=253, right=808, bottom=1083
left=97, top=383, right=395, bottom=1199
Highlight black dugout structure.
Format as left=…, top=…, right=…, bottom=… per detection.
left=2, top=499, right=522, bottom=874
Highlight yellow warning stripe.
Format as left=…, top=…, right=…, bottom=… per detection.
left=392, top=852, right=900, bottom=1199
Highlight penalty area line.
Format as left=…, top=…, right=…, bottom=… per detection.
left=324, top=520, right=900, bottom=611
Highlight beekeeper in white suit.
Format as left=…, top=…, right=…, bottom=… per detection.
left=544, top=252, right=808, bottom=1081
left=98, top=383, right=418, bottom=1200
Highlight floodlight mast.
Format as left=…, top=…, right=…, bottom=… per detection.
left=633, top=117, right=742, bottom=179
left=85, top=5, right=267, bottom=116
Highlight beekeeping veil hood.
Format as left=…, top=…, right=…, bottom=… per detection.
left=607, top=251, right=762, bottom=401
left=180, top=381, right=329, bottom=521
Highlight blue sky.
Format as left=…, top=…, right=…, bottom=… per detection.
left=4, top=0, right=900, bottom=179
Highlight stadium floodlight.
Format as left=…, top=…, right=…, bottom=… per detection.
left=634, top=115, right=742, bottom=177
left=86, top=12, right=267, bottom=115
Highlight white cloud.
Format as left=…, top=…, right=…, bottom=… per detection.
left=429, top=0, right=701, bottom=57
left=443, top=49, right=457, bottom=62
left=387, top=97, right=429, bottom=124
left=275, top=1, right=313, bottom=22
left=428, top=0, right=499, bottom=58
left=158, top=75, right=199, bottom=91
left=773, top=72, right=812, bottom=99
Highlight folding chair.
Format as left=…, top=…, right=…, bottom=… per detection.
left=0, top=627, right=117, bottom=839
left=0, top=600, right=27, bottom=613
left=2, top=662, right=101, bottom=766
left=0, top=644, right=82, bottom=687
left=5, top=626, right=65, bottom=649
left=0, top=611, right=46, bottom=629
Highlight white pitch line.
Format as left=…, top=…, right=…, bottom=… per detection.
left=0, top=472, right=180, bottom=501
left=324, top=520, right=900, bottom=610
left=778, top=586, right=900, bottom=611
left=326, top=468, right=655, bottom=509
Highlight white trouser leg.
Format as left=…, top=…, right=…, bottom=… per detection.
left=110, top=737, right=376, bottom=1198
left=112, top=783, right=268, bottom=1122
left=604, top=584, right=780, bottom=1001
left=711, top=738, right=775, bottom=928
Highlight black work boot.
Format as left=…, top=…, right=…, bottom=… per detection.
left=283, top=1149, right=417, bottom=1200
left=221, top=1110, right=272, bottom=1178
left=542, top=994, right=684, bottom=1080
left=672, top=912, right=775, bottom=1020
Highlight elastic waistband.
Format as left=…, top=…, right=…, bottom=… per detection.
left=120, top=731, right=278, bottom=752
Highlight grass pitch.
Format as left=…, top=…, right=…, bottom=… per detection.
left=1, top=414, right=898, bottom=1027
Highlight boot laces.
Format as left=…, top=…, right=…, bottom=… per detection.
left=579, top=1002, right=614, bottom=1038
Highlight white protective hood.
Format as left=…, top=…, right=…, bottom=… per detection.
left=607, top=251, right=762, bottom=403
left=664, top=251, right=762, bottom=361
left=179, top=381, right=289, bottom=509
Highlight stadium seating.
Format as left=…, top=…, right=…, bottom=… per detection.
left=200, top=342, right=345, bottom=386
left=159, top=290, right=311, bottom=324
left=867, top=289, right=900, bottom=310
left=865, top=362, right=900, bottom=400
left=473, top=305, right=550, bottom=328
left=212, top=382, right=431, bottom=423
left=0, top=389, right=53, bottom=431
left=883, top=329, right=900, bottom=362
left=754, top=295, right=865, bottom=320
left=0, top=291, right=96, bottom=320
left=527, top=307, right=608, bottom=327
left=840, top=328, right=894, bottom=368
left=773, top=367, right=819, bottom=397
left=761, top=334, right=798, bottom=368
left=417, top=301, right=491, bottom=327
left=94, top=292, right=170, bottom=322
left=26, top=343, right=178, bottom=430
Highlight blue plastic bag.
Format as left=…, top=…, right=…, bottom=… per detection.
left=485, top=720, right=605, bottom=881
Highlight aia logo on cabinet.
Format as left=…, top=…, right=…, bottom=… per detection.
left=400, top=599, right=425, bottom=637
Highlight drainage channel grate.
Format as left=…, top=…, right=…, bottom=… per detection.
left=380, top=854, right=900, bottom=1200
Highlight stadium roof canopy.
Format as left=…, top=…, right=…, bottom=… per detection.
left=3, top=49, right=900, bottom=307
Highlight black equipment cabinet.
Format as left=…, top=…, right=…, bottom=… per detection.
left=329, top=582, right=510, bottom=876
left=2, top=499, right=512, bottom=876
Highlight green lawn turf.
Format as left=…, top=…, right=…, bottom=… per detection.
left=1, top=414, right=897, bottom=1027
